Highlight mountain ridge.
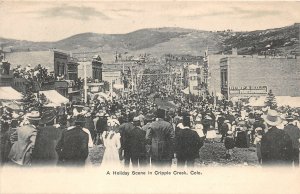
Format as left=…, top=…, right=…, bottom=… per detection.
left=0, top=24, right=299, bottom=58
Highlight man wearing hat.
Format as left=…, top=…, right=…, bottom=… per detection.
left=122, top=116, right=147, bottom=167
left=8, top=111, right=40, bottom=166
left=175, top=113, right=201, bottom=167
left=95, top=112, right=108, bottom=145
left=55, top=115, right=89, bottom=166
left=145, top=108, right=175, bottom=167
left=284, top=113, right=300, bottom=166
left=261, top=110, right=293, bottom=166
left=31, top=110, right=62, bottom=166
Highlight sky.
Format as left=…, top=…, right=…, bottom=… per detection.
left=0, top=0, right=299, bottom=41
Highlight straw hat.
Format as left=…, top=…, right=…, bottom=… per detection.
left=262, top=110, right=282, bottom=126
left=27, top=111, right=41, bottom=121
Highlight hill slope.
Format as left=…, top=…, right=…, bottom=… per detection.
left=0, top=24, right=299, bottom=59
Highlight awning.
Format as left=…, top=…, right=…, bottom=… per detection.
left=1, top=101, right=22, bottom=110
left=40, top=90, right=69, bottom=107
left=0, top=87, right=23, bottom=100
left=247, top=96, right=300, bottom=108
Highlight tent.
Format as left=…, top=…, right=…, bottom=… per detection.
left=40, top=90, right=69, bottom=107
left=0, top=87, right=23, bottom=100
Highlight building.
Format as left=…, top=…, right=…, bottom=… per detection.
left=67, top=57, right=79, bottom=81
left=4, top=50, right=70, bottom=79
left=219, top=56, right=300, bottom=99
left=4, top=50, right=81, bottom=100
left=102, top=70, right=122, bottom=85
left=187, top=64, right=204, bottom=95
left=0, top=60, right=13, bottom=87
left=78, top=55, right=103, bottom=81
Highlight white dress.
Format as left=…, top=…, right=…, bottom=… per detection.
left=206, top=128, right=217, bottom=139
left=101, top=131, right=122, bottom=168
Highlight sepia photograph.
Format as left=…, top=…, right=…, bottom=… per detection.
left=0, top=0, right=300, bottom=193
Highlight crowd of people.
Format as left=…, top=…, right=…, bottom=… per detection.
left=0, top=69, right=300, bottom=168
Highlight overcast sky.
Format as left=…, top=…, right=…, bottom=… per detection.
left=0, top=1, right=299, bottom=41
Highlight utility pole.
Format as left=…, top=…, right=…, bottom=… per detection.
left=131, top=63, right=134, bottom=92
left=84, top=53, right=87, bottom=104
left=122, top=63, right=125, bottom=97
left=110, top=78, right=113, bottom=101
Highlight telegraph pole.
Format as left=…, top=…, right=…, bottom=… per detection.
left=84, top=53, right=87, bottom=104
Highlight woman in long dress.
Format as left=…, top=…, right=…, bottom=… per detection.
left=101, top=129, right=122, bottom=168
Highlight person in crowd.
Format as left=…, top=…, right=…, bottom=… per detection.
left=283, top=113, right=300, bottom=166
left=146, top=109, right=175, bottom=167
left=8, top=111, right=39, bottom=166
left=55, top=115, right=89, bottom=166
left=175, top=113, right=202, bottom=167
left=292, top=113, right=300, bottom=127
left=84, top=111, right=96, bottom=143
left=224, top=130, right=235, bottom=160
left=261, top=110, right=293, bottom=166
left=254, top=127, right=264, bottom=164
left=32, top=110, right=62, bottom=166
left=205, top=115, right=217, bottom=143
left=193, top=117, right=206, bottom=146
left=235, top=120, right=250, bottom=148
left=123, top=117, right=147, bottom=167
left=101, top=120, right=122, bottom=168
left=220, top=120, right=230, bottom=143
left=95, top=112, right=108, bottom=145
left=217, top=111, right=225, bottom=134
left=142, top=113, right=155, bottom=132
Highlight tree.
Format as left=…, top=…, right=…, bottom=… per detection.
left=22, top=84, right=38, bottom=112
left=265, top=89, right=277, bottom=109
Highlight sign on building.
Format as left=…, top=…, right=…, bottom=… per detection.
left=229, top=86, right=268, bottom=96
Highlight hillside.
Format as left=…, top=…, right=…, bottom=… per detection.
left=0, top=24, right=299, bottom=60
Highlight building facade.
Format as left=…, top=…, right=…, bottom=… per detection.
left=0, top=61, right=13, bottom=87
left=4, top=50, right=70, bottom=79
left=220, top=56, right=300, bottom=99
left=78, top=55, right=103, bottom=81
left=187, top=64, right=203, bottom=96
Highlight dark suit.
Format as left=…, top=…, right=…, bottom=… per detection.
left=261, top=126, right=293, bottom=166
left=123, top=126, right=147, bottom=167
left=284, top=124, right=300, bottom=166
left=146, top=119, right=175, bottom=167
left=96, top=117, right=108, bottom=133
left=55, top=126, right=89, bottom=166
left=176, top=127, right=201, bottom=167
left=32, top=126, right=63, bottom=166
left=118, top=122, right=135, bottom=160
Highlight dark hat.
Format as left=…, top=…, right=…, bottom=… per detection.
left=285, top=112, right=294, bottom=121
left=39, top=110, right=57, bottom=125
left=182, top=114, right=191, bottom=127
left=156, top=108, right=166, bottom=119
